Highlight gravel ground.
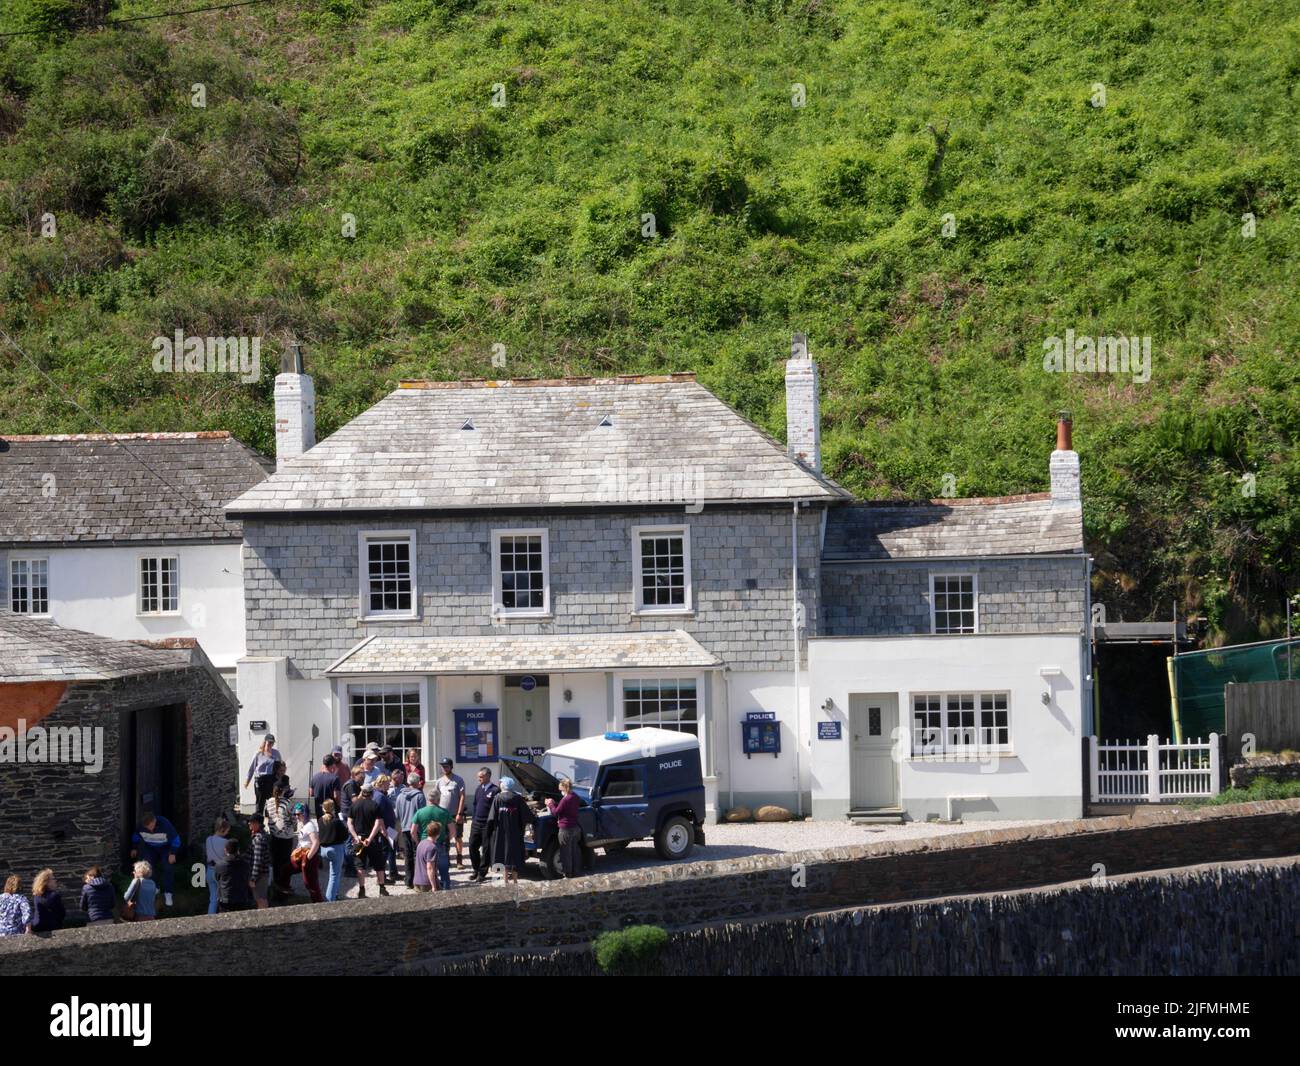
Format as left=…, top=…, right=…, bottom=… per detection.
left=296, top=818, right=1061, bottom=900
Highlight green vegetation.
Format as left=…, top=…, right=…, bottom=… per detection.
left=1, top=0, right=1297, bottom=638
left=592, top=923, right=670, bottom=974
left=1194, top=776, right=1300, bottom=805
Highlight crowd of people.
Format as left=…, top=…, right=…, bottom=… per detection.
left=0, top=737, right=587, bottom=936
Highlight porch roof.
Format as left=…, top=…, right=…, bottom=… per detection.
left=325, top=630, right=722, bottom=676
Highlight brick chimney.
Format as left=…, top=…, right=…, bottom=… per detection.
left=274, top=344, right=315, bottom=470
left=1050, top=411, right=1080, bottom=506
left=785, top=333, right=821, bottom=475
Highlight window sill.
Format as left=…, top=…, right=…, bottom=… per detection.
left=137, top=611, right=182, bottom=618
left=359, top=613, right=420, bottom=623
left=909, top=751, right=1017, bottom=762
left=492, top=612, right=553, bottom=622
left=633, top=608, right=695, bottom=618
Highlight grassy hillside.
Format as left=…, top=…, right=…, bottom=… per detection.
left=1, top=0, right=1298, bottom=640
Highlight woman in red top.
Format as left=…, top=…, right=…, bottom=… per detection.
left=404, top=748, right=426, bottom=785
left=546, top=777, right=583, bottom=878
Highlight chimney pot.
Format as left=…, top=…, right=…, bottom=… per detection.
left=1056, top=411, right=1073, bottom=451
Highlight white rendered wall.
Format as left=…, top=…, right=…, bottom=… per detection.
left=8, top=543, right=246, bottom=670
left=808, top=633, right=1086, bottom=821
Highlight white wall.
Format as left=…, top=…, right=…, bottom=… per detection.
left=720, top=671, right=807, bottom=813
left=235, top=660, right=332, bottom=807
left=8, top=543, right=247, bottom=670
left=808, top=633, right=1086, bottom=821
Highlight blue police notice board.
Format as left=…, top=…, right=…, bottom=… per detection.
left=742, top=711, right=780, bottom=757
left=454, top=707, right=498, bottom=761
left=818, top=721, right=843, bottom=740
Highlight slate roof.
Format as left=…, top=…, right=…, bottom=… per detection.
left=823, top=493, right=1084, bottom=561
left=0, top=616, right=191, bottom=682
left=0, top=433, right=272, bottom=545
left=325, top=630, right=722, bottom=676
left=226, top=376, right=848, bottom=515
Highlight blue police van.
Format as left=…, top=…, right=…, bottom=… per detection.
left=500, top=727, right=707, bottom=879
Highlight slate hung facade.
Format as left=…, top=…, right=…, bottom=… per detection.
left=228, top=341, right=1089, bottom=824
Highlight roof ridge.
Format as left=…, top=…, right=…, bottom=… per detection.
left=1, top=431, right=232, bottom=442
left=396, top=373, right=697, bottom=389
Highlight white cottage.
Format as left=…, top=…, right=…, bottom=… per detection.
left=0, top=432, right=272, bottom=690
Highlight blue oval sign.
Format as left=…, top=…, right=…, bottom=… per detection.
left=520, top=675, right=536, bottom=692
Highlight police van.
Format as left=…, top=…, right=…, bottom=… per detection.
left=500, top=727, right=707, bottom=879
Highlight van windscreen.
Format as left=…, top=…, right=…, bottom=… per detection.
left=541, top=754, right=598, bottom=791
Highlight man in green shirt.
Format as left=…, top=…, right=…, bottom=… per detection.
left=410, top=799, right=451, bottom=849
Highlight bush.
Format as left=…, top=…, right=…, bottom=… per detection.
left=592, top=924, right=669, bottom=976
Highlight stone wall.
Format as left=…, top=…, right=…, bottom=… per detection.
left=2, top=799, right=1296, bottom=975
left=1229, top=753, right=1300, bottom=790
left=0, top=661, right=238, bottom=884
left=242, top=506, right=824, bottom=675
left=429, top=859, right=1300, bottom=976
left=821, top=556, right=1087, bottom=636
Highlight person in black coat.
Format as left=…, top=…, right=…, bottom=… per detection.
left=31, top=869, right=64, bottom=934
left=485, top=777, right=534, bottom=883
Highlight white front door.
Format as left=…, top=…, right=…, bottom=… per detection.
left=502, top=674, right=551, bottom=759
left=849, top=693, right=899, bottom=809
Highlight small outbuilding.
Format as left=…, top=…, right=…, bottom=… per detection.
left=0, top=616, right=238, bottom=883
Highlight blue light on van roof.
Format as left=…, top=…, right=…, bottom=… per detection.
left=604, top=731, right=630, bottom=742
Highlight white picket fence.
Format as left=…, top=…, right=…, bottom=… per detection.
left=1089, top=734, right=1221, bottom=803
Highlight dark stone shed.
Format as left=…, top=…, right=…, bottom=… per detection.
left=0, top=616, right=238, bottom=883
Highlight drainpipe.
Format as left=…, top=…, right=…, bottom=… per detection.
left=792, top=501, right=803, bottom=818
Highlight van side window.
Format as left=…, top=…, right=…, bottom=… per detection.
left=600, top=766, right=645, bottom=800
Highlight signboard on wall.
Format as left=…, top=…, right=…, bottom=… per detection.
left=454, top=707, right=498, bottom=761
left=817, top=721, right=843, bottom=740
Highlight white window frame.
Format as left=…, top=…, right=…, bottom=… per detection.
left=137, top=553, right=180, bottom=616
left=929, top=571, right=978, bottom=634
left=491, top=527, right=550, bottom=619
left=620, top=675, right=702, bottom=737
left=910, top=690, right=1011, bottom=758
left=631, top=524, right=692, bottom=614
left=9, top=555, right=50, bottom=616
left=358, top=530, right=418, bottom=621
left=341, top=679, right=428, bottom=759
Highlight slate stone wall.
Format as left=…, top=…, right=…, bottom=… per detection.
left=429, top=859, right=1300, bottom=976
left=241, top=506, right=825, bottom=675
left=3, top=799, right=1296, bottom=976
left=0, top=665, right=237, bottom=885
left=821, top=556, right=1087, bottom=636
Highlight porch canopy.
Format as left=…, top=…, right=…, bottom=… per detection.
left=325, top=629, right=721, bottom=676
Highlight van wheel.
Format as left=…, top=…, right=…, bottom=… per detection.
left=655, top=816, right=695, bottom=861
left=603, top=841, right=631, bottom=855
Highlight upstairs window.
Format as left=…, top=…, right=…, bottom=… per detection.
left=492, top=529, right=549, bottom=616
left=359, top=532, right=416, bottom=618
left=139, top=556, right=179, bottom=615
left=633, top=525, right=691, bottom=612
left=10, top=557, right=49, bottom=615
left=931, top=573, right=977, bottom=634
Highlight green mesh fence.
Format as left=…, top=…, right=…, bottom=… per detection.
left=1172, top=639, right=1300, bottom=740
